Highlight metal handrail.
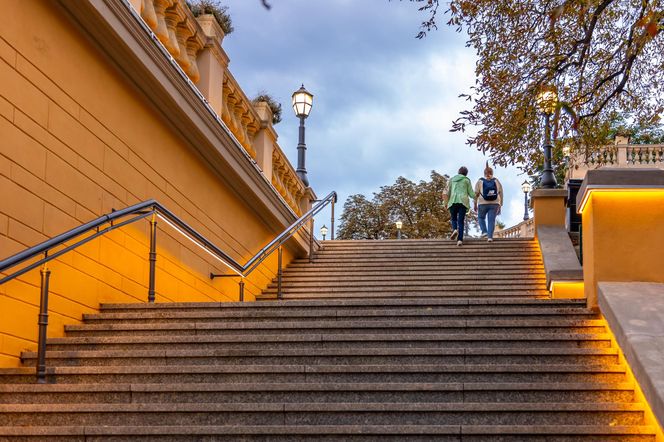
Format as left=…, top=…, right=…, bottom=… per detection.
left=0, top=192, right=337, bottom=382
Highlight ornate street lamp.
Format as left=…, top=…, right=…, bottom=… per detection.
left=395, top=220, right=403, bottom=240
left=320, top=225, right=328, bottom=241
left=292, top=84, right=314, bottom=187
left=521, top=180, right=532, bottom=221
left=536, top=84, right=558, bottom=188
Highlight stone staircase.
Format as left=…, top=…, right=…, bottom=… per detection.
left=0, top=238, right=658, bottom=440
left=259, top=238, right=549, bottom=300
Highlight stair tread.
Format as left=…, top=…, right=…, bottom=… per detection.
left=0, top=401, right=646, bottom=412
left=0, top=424, right=655, bottom=436
left=0, top=381, right=637, bottom=394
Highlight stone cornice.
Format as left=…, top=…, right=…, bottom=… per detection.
left=55, top=0, right=306, bottom=250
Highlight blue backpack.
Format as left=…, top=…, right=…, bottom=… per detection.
left=481, top=178, right=498, bottom=201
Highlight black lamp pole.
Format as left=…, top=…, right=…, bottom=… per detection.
left=523, top=191, right=530, bottom=221
left=541, top=112, right=557, bottom=189
left=292, top=84, right=313, bottom=188
left=296, top=115, right=308, bottom=187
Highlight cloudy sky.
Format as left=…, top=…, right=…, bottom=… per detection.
left=220, top=0, right=531, bottom=233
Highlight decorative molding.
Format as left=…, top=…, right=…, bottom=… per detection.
left=55, top=0, right=308, bottom=249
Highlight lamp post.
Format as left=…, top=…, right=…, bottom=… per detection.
left=320, top=225, right=328, bottom=241
left=395, top=220, right=403, bottom=240
left=521, top=180, right=532, bottom=221
left=292, top=84, right=314, bottom=187
left=536, top=85, right=558, bottom=189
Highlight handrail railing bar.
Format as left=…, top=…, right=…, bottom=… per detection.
left=0, top=212, right=152, bottom=286
left=0, top=200, right=157, bottom=273
left=153, top=204, right=244, bottom=274
left=155, top=213, right=243, bottom=276
left=242, top=191, right=336, bottom=276
left=2, top=191, right=336, bottom=288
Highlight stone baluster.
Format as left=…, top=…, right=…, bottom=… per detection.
left=186, top=37, right=203, bottom=83
left=175, top=20, right=193, bottom=73
left=152, top=0, right=172, bottom=46
left=140, top=0, right=158, bottom=29
left=162, top=6, right=182, bottom=57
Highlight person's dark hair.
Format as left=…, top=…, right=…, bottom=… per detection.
left=458, top=166, right=468, bottom=176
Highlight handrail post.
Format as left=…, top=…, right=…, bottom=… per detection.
left=148, top=212, right=157, bottom=303
left=330, top=198, right=335, bottom=240
left=277, top=246, right=283, bottom=300
left=309, top=218, right=314, bottom=263
left=36, top=258, right=51, bottom=384
left=238, top=278, right=245, bottom=302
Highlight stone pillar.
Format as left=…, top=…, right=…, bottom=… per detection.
left=615, top=135, right=629, bottom=166
left=577, top=168, right=664, bottom=308
left=195, top=14, right=228, bottom=117
left=531, top=189, right=567, bottom=231
left=253, top=102, right=276, bottom=182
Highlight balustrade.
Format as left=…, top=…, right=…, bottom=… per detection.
left=139, top=0, right=308, bottom=216
left=569, top=142, right=664, bottom=180
left=272, top=146, right=306, bottom=216
left=494, top=218, right=535, bottom=239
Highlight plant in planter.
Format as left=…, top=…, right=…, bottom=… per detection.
left=187, top=0, right=233, bottom=36
left=253, top=93, right=282, bottom=125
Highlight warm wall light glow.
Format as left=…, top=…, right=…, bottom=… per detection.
left=550, top=281, right=584, bottom=299
left=600, top=317, right=664, bottom=438
left=155, top=214, right=242, bottom=276
left=577, top=188, right=664, bottom=214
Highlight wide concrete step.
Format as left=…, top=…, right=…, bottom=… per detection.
left=40, top=332, right=614, bottom=352
left=294, top=257, right=543, bottom=264
left=63, top=318, right=608, bottom=336
left=0, top=424, right=655, bottom=441
left=83, top=307, right=598, bottom=324
left=0, top=381, right=637, bottom=405
left=285, top=262, right=544, bottom=270
left=20, top=347, right=619, bottom=367
left=257, top=291, right=551, bottom=300
left=319, top=240, right=537, bottom=249
left=0, top=402, right=646, bottom=427
left=98, top=297, right=585, bottom=312
left=265, top=279, right=547, bottom=288
left=277, top=272, right=546, bottom=280
left=313, top=249, right=541, bottom=257
left=0, top=363, right=628, bottom=384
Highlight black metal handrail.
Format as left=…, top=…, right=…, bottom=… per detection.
left=0, top=191, right=336, bottom=382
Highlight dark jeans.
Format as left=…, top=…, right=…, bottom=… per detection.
left=449, top=203, right=467, bottom=241
left=478, top=204, right=500, bottom=239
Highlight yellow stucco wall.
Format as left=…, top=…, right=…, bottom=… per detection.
left=532, top=193, right=566, bottom=230
left=582, top=191, right=664, bottom=307
left=0, top=1, right=297, bottom=366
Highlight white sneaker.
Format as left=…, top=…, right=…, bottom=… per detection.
left=487, top=238, right=493, bottom=242
left=457, top=240, right=463, bottom=246
left=450, top=229, right=458, bottom=240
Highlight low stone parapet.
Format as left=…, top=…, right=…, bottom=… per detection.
left=599, top=282, right=664, bottom=430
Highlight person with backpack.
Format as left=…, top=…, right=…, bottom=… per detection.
left=444, top=166, right=476, bottom=246
left=473, top=164, right=504, bottom=242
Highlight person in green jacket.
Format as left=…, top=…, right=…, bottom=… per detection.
left=444, top=166, right=476, bottom=246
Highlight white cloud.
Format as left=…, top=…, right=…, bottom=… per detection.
left=222, top=1, right=538, bottom=236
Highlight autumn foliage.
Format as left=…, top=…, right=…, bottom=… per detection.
left=409, top=0, right=663, bottom=174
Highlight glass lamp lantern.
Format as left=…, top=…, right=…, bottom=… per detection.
left=292, top=85, right=313, bottom=118
left=536, top=84, right=558, bottom=115
left=521, top=181, right=532, bottom=194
